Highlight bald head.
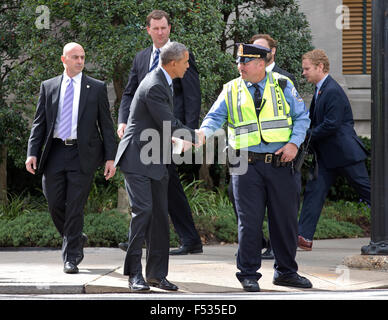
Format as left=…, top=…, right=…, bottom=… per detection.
left=63, top=42, right=84, bottom=56
left=61, top=42, right=85, bottom=77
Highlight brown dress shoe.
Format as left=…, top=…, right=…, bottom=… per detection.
left=298, top=235, right=313, bottom=251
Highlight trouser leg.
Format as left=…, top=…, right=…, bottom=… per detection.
left=232, top=163, right=265, bottom=281
left=167, top=164, right=201, bottom=246
left=264, top=165, right=300, bottom=276
left=123, top=173, right=153, bottom=276
left=145, top=173, right=170, bottom=279
left=298, top=163, right=335, bottom=240
left=340, top=161, right=371, bottom=205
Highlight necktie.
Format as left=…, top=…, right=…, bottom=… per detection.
left=252, top=83, right=262, bottom=117
left=309, top=86, right=318, bottom=122
left=149, top=49, right=160, bottom=72
left=57, top=78, right=74, bottom=140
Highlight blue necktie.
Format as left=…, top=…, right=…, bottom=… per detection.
left=57, top=78, right=74, bottom=140
left=149, top=49, right=160, bottom=72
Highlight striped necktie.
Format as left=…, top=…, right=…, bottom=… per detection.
left=149, top=48, right=160, bottom=72
left=57, top=78, right=74, bottom=140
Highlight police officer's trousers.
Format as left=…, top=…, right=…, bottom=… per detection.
left=232, top=160, right=300, bottom=281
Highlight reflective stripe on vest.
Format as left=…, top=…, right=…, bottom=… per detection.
left=225, top=72, right=293, bottom=149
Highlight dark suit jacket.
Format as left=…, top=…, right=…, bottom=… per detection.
left=114, top=68, right=197, bottom=180
left=118, top=45, right=201, bottom=129
left=309, top=75, right=367, bottom=169
left=27, top=74, right=117, bottom=174
left=273, top=64, right=298, bottom=90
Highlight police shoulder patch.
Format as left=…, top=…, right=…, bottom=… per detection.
left=292, top=87, right=303, bottom=102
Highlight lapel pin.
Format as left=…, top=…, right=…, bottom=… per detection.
left=86, top=85, right=90, bottom=88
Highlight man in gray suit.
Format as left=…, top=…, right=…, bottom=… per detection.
left=114, top=42, right=203, bottom=292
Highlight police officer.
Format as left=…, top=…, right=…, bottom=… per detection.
left=198, top=43, right=312, bottom=292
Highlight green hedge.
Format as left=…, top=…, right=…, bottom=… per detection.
left=0, top=198, right=369, bottom=247
left=0, top=210, right=129, bottom=248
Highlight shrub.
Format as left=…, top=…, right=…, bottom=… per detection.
left=0, top=193, right=47, bottom=220
left=0, top=211, right=61, bottom=247
left=84, top=210, right=129, bottom=247
left=0, top=210, right=129, bottom=248
left=314, top=217, right=364, bottom=239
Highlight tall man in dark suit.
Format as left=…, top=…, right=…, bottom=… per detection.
left=117, top=10, right=202, bottom=255
left=298, top=49, right=371, bottom=250
left=25, top=42, right=117, bottom=274
left=114, top=42, right=203, bottom=292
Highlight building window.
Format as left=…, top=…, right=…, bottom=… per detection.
left=342, top=0, right=371, bottom=74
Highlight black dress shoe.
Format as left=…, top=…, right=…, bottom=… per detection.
left=75, top=233, right=88, bottom=265
left=273, top=273, right=312, bottom=288
left=169, top=243, right=203, bottom=255
left=261, top=247, right=275, bottom=260
left=147, top=278, right=178, bottom=291
left=240, top=279, right=260, bottom=292
left=128, top=273, right=150, bottom=292
left=118, top=242, right=128, bottom=252
left=64, top=261, right=79, bottom=274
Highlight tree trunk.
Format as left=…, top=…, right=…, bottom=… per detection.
left=199, top=147, right=214, bottom=190
left=112, top=74, right=130, bottom=214
left=0, top=146, right=7, bottom=204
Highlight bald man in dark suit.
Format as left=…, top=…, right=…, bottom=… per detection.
left=26, top=42, right=117, bottom=274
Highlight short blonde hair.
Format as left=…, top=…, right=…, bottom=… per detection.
left=302, top=49, right=330, bottom=73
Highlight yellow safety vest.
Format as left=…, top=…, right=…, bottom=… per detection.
left=224, top=72, right=293, bottom=149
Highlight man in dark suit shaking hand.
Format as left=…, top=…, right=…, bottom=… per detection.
left=115, top=42, right=203, bottom=292
left=117, top=10, right=203, bottom=256
left=25, top=42, right=117, bottom=274
left=298, top=49, right=371, bottom=251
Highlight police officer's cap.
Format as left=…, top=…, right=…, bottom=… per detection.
left=236, top=43, right=270, bottom=63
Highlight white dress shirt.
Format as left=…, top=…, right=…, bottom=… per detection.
left=266, top=61, right=275, bottom=72
left=54, top=72, right=82, bottom=139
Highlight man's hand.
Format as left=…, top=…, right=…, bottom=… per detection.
left=25, top=156, right=37, bottom=175
left=104, top=160, right=116, bottom=180
left=117, top=123, right=126, bottom=139
left=172, top=137, right=193, bottom=153
left=275, top=143, right=298, bottom=162
left=194, top=129, right=205, bottom=148
left=182, top=140, right=194, bottom=152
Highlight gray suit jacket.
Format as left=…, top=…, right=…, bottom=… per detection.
left=114, top=67, right=197, bottom=180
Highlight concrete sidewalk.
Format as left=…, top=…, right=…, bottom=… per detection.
left=0, top=238, right=387, bottom=295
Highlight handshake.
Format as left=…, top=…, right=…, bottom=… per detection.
left=171, top=129, right=205, bottom=154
